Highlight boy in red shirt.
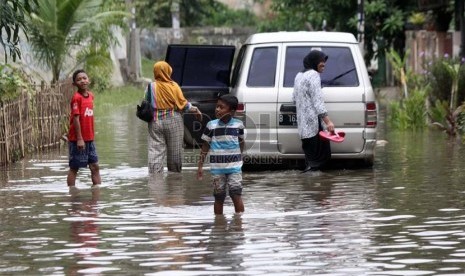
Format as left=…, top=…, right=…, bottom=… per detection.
left=67, top=69, right=101, bottom=188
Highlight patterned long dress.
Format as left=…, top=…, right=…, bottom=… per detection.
left=292, top=69, right=331, bottom=169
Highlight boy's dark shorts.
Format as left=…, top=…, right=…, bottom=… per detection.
left=68, top=141, right=98, bottom=169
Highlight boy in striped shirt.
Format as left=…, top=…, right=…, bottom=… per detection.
left=197, top=95, right=245, bottom=215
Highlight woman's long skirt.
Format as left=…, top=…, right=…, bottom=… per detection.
left=301, top=120, right=331, bottom=170
left=148, top=112, right=184, bottom=173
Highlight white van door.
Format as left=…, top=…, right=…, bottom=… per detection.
left=277, top=44, right=367, bottom=155
left=237, top=44, right=281, bottom=156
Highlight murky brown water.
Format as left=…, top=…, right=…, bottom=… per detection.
left=1, top=105, right=465, bottom=275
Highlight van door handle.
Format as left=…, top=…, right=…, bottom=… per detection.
left=280, top=104, right=296, bottom=113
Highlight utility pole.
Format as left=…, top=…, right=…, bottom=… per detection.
left=125, top=0, right=141, bottom=81
left=171, top=0, right=181, bottom=43
left=357, top=0, right=365, bottom=55
left=457, top=0, right=465, bottom=58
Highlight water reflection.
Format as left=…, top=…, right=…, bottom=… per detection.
left=1, top=105, right=465, bottom=274
left=148, top=173, right=189, bottom=206
left=202, top=214, right=245, bottom=271
left=65, top=187, right=102, bottom=274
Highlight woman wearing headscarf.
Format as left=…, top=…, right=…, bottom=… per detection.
left=145, top=61, right=202, bottom=173
left=292, top=50, right=335, bottom=173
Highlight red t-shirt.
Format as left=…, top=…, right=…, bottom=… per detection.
left=68, top=91, right=95, bottom=142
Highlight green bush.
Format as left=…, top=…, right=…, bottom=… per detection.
left=428, top=99, right=465, bottom=136
left=79, top=49, right=114, bottom=93
left=426, top=56, right=465, bottom=105
left=388, top=88, right=428, bottom=130
left=0, top=64, right=33, bottom=101
left=86, top=65, right=112, bottom=93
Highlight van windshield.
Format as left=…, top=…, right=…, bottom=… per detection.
left=284, top=47, right=359, bottom=87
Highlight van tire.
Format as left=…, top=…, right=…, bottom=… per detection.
left=363, top=156, right=374, bottom=168
left=183, top=126, right=195, bottom=147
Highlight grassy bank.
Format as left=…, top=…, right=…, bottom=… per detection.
left=94, top=85, right=143, bottom=111
left=141, top=57, right=154, bottom=79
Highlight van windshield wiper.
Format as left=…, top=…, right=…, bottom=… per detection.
left=323, top=68, right=356, bottom=85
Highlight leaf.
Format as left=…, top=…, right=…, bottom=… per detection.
left=431, top=122, right=446, bottom=130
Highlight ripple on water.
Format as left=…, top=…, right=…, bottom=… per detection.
left=2, top=134, right=465, bottom=275
left=78, top=267, right=121, bottom=274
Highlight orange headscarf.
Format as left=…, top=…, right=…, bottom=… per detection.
left=152, top=61, right=188, bottom=111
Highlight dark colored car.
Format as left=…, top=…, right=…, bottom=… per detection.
left=165, top=44, right=235, bottom=147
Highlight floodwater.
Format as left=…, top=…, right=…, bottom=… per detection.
left=1, top=104, right=465, bottom=276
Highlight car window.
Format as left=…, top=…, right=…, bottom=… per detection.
left=247, top=47, right=277, bottom=87
left=231, top=45, right=246, bottom=88
left=284, top=46, right=359, bottom=87
left=167, top=46, right=234, bottom=88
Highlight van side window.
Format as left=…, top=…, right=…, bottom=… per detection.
left=247, top=47, right=277, bottom=87
left=284, top=47, right=359, bottom=87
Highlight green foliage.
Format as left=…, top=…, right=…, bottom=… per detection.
left=201, top=2, right=257, bottom=27
left=0, top=0, right=37, bottom=62
left=381, top=9, right=405, bottom=36
left=427, top=58, right=453, bottom=103
left=257, top=0, right=356, bottom=32
left=26, top=0, right=129, bottom=83
left=408, top=12, right=426, bottom=26
left=386, top=49, right=465, bottom=136
left=388, top=88, right=428, bottom=130
left=426, top=57, right=465, bottom=137
left=141, top=57, right=154, bottom=79
left=135, top=0, right=256, bottom=28
left=258, top=0, right=422, bottom=68
left=94, top=85, right=141, bottom=112
left=386, top=48, right=432, bottom=130
left=429, top=99, right=465, bottom=137
left=0, top=63, right=33, bottom=101
left=386, top=48, right=410, bottom=98
left=362, top=0, right=406, bottom=65
left=81, top=48, right=114, bottom=93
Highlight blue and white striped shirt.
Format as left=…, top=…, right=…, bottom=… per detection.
left=201, top=118, right=244, bottom=175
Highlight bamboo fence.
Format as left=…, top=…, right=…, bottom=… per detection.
left=0, top=80, right=75, bottom=166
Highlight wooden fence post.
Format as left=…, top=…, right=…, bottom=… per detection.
left=2, top=103, right=9, bottom=163
left=19, top=93, right=25, bottom=158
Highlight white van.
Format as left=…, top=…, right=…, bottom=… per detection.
left=166, top=31, right=378, bottom=167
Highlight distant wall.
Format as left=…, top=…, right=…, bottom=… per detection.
left=139, top=27, right=256, bottom=61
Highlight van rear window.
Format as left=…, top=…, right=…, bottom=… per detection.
left=284, top=47, right=359, bottom=87
left=247, top=47, right=277, bottom=87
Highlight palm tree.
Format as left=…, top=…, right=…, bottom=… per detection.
left=27, top=0, right=129, bottom=83
left=0, top=0, right=36, bottom=62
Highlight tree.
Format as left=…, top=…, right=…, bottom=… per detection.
left=257, top=0, right=420, bottom=66
left=135, top=0, right=256, bottom=28
left=355, top=0, right=406, bottom=65
left=0, top=0, right=37, bottom=62
left=26, top=0, right=129, bottom=83
left=256, top=0, right=357, bottom=32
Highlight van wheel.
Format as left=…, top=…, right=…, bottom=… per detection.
left=183, top=126, right=195, bottom=147
left=363, top=157, right=374, bottom=168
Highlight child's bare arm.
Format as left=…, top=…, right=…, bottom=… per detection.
left=197, top=143, right=210, bottom=180
left=73, top=115, right=84, bottom=149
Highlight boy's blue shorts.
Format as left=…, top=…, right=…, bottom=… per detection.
left=68, top=141, right=99, bottom=169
